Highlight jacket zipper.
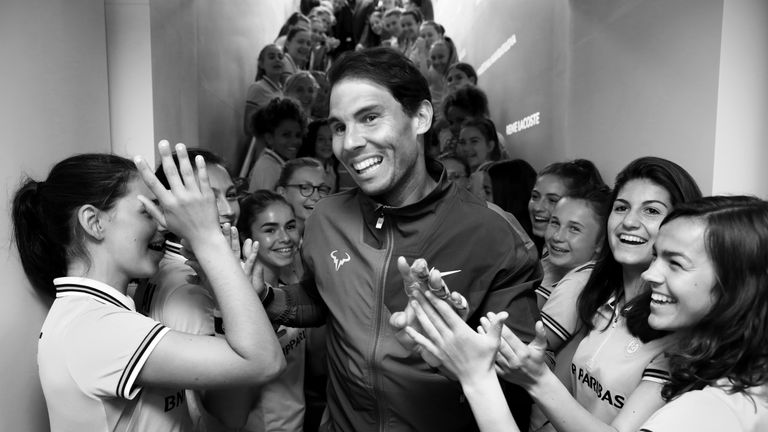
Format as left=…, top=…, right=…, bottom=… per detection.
left=370, top=208, right=393, bottom=431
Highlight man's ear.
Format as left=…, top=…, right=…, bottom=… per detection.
left=414, top=99, right=433, bottom=135
left=275, top=185, right=287, bottom=196
left=77, top=204, right=104, bottom=240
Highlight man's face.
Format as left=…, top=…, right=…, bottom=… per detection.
left=328, top=78, right=428, bottom=206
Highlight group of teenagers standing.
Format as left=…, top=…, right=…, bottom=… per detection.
left=12, top=11, right=768, bottom=432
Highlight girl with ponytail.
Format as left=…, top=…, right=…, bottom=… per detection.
left=12, top=142, right=284, bottom=431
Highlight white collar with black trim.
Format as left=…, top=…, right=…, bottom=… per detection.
left=54, top=276, right=137, bottom=311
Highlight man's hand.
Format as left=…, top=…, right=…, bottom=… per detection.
left=390, top=256, right=470, bottom=369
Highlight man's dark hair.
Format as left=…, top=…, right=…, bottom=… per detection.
left=327, top=47, right=431, bottom=117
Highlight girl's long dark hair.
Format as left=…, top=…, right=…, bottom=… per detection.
left=578, top=157, right=702, bottom=336
left=657, top=196, right=768, bottom=400
left=12, top=154, right=138, bottom=297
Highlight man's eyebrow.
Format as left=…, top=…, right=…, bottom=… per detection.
left=328, top=103, right=382, bottom=125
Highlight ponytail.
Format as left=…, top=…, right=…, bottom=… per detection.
left=12, top=179, right=65, bottom=297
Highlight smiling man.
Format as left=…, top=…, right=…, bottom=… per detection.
left=263, top=47, right=541, bottom=432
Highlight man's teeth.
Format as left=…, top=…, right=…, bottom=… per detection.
left=353, top=157, right=383, bottom=173
left=273, top=247, right=294, bottom=254
left=534, top=216, right=548, bottom=223
left=651, top=292, right=676, bottom=304
left=619, top=234, right=647, bottom=244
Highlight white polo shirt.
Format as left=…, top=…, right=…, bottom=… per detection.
left=39, top=277, right=191, bottom=432
left=641, top=380, right=768, bottom=432
left=569, top=296, right=672, bottom=423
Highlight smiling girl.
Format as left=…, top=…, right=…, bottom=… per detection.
left=529, top=159, right=606, bottom=255
left=247, top=97, right=307, bottom=192
left=456, top=117, right=501, bottom=201
left=13, top=142, right=283, bottom=431
left=276, top=157, right=332, bottom=236
left=636, top=196, right=768, bottom=431
left=237, top=190, right=307, bottom=432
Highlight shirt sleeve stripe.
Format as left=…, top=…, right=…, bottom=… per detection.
left=642, top=368, right=670, bottom=383
left=535, top=286, right=551, bottom=299
left=117, top=323, right=170, bottom=399
left=540, top=311, right=571, bottom=341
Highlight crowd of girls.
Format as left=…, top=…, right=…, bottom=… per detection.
left=402, top=156, right=768, bottom=432
left=12, top=3, right=768, bottom=432
left=14, top=144, right=768, bottom=432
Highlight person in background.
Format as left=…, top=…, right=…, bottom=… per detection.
left=438, top=151, right=471, bottom=191
left=456, top=117, right=502, bottom=202
left=284, top=71, right=319, bottom=120
left=487, top=158, right=538, bottom=239
left=244, top=44, right=284, bottom=136
left=283, top=27, right=314, bottom=78
left=248, top=97, right=307, bottom=192
left=441, top=84, right=508, bottom=156
left=275, top=12, right=311, bottom=49
left=399, top=8, right=423, bottom=58
left=298, top=119, right=345, bottom=191
left=275, top=157, right=333, bottom=236
left=355, top=8, right=384, bottom=49
left=381, top=8, right=402, bottom=48
left=446, top=62, right=478, bottom=92
left=309, top=71, right=331, bottom=119
left=13, top=142, right=284, bottom=431
left=237, top=190, right=307, bottom=432
left=425, top=39, right=458, bottom=110
left=330, top=0, right=356, bottom=59
left=528, top=159, right=605, bottom=255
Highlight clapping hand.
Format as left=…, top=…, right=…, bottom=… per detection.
left=405, top=290, right=508, bottom=384
left=481, top=319, right=549, bottom=390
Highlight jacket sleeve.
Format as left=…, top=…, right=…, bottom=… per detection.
left=266, top=277, right=328, bottom=327
left=473, top=207, right=543, bottom=344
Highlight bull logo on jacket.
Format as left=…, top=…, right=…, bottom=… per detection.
left=330, top=250, right=351, bottom=271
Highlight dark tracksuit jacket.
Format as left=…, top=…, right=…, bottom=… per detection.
left=269, top=163, right=542, bottom=432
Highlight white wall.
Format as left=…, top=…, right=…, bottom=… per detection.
left=565, top=0, right=723, bottom=191
left=436, top=0, right=731, bottom=192
left=712, top=0, right=768, bottom=197
left=106, top=0, right=156, bottom=162
left=0, top=0, right=112, bottom=431
left=150, top=0, right=297, bottom=172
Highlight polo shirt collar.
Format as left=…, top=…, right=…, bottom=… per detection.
left=54, top=276, right=137, bottom=311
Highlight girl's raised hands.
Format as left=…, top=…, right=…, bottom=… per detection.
left=134, top=141, right=220, bottom=248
